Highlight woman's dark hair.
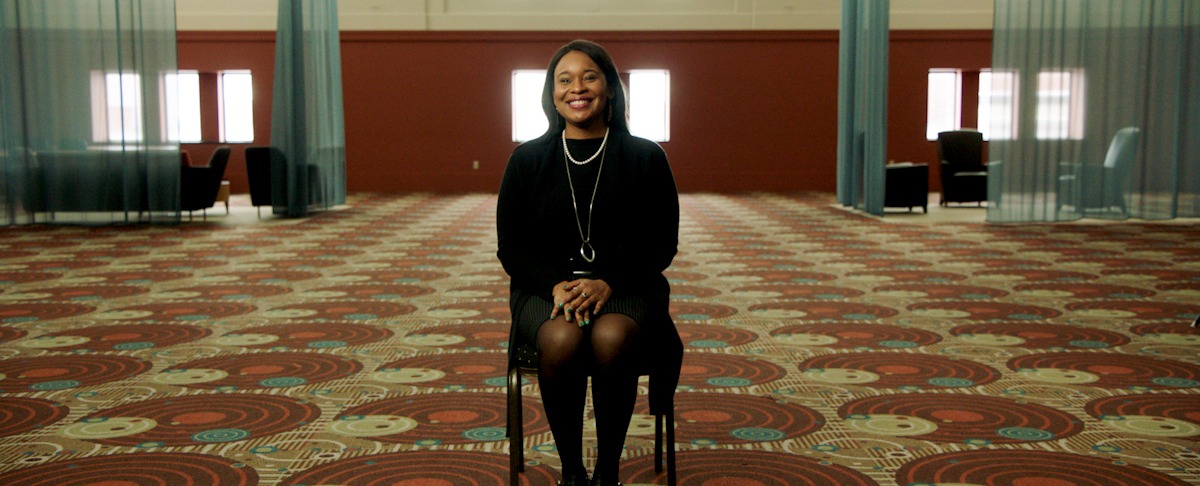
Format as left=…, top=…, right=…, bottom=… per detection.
left=540, top=39, right=630, bottom=138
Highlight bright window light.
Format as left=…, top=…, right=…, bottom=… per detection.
left=91, top=72, right=144, bottom=143
left=163, top=71, right=201, bottom=143
left=1036, top=70, right=1085, bottom=140
left=512, top=69, right=672, bottom=143
left=926, top=69, right=961, bottom=140
left=979, top=69, right=1018, bottom=141
left=629, top=70, right=670, bottom=142
left=512, top=70, right=548, bottom=142
left=219, top=71, right=254, bottom=143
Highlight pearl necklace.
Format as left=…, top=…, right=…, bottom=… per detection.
left=564, top=133, right=607, bottom=263
left=562, top=127, right=610, bottom=165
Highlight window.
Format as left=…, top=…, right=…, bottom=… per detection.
left=92, top=69, right=254, bottom=145
left=929, top=68, right=1084, bottom=141
left=1035, top=70, right=1084, bottom=140
left=219, top=71, right=255, bottom=143
left=511, top=69, right=671, bottom=143
left=629, top=70, right=671, bottom=142
left=512, top=70, right=548, bottom=143
left=163, top=71, right=202, bottom=143
left=91, top=72, right=144, bottom=143
left=926, top=69, right=961, bottom=140
left=979, top=70, right=1018, bottom=141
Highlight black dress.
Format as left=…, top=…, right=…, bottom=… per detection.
left=497, top=130, right=679, bottom=345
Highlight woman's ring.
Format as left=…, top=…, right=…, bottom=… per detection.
left=581, top=291, right=588, bottom=298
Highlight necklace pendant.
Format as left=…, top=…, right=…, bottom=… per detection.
left=580, top=241, right=596, bottom=263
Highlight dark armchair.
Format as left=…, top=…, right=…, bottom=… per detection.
left=1057, top=127, right=1140, bottom=216
left=937, top=130, right=988, bottom=206
left=244, top=146, right=283, bottom=218
left=884, top=162, right=929, bottom=213
left=245, top=146, right=323, bottom=218
left=180, top=146, right=230, bottom=221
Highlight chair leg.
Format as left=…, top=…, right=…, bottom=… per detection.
left=654, top=413, right=663, bottom=473
left=666, top=408, right=676, bottom=486
left=508, top=366, right=524, bottom=486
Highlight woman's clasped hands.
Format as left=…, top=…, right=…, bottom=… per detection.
left=550, top=278, right=611, bottom=327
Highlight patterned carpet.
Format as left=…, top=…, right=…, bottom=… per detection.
left=0, top=192, right=1198, bottom=485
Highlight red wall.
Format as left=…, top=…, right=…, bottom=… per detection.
left=177, top=30, right=991, bottom=194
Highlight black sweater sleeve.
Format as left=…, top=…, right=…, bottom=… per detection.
left=595, top=138, right=679, bottom=295
left=496, top=141, right=561, bottom=302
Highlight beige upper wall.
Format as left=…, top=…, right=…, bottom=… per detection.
left=176, top=0, right=994, bottom=31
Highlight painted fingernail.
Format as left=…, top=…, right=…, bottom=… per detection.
left=557, top=302, right=564, bottom=308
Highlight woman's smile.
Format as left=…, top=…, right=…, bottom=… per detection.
left=567, top=97, right=594, bottom=109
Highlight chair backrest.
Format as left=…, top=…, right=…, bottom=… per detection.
left=1102, top=126, right=1140, bottom=205
left=937, top=130, right=984, bottom=172
left=207, top=146, right=231, bottom=176
left=1103, top=127, right=1140, bottom=170
left=201, top=147, right=231, bottom=195
left=245, top=146, right=280, bottom=207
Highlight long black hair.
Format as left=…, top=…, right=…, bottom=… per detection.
left=540, top=39, right=630, bottom=139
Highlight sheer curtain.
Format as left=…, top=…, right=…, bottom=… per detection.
left=988, top=0, right=1200, bottom=222
left=0, top=0, right=180, bottom=226
left=837, top=0, right=890, bottom=216
left=270, top=0, right=346, bottom=218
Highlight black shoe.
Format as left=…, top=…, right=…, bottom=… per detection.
left=557, top=469, right=589, bottom=486
left=589, top=471, right=622, bottom=486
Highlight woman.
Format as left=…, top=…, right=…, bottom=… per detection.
left=496, top=40, right=680, bottom=486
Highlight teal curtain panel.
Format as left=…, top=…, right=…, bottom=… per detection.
left=0, top=0, right=180, bottom=225
left=988, top=0, right=1200, bottom=222
left=837, top=0, right=890, bottom=216
left=270, top=0, right=347, bottom=218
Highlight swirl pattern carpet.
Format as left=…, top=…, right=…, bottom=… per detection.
left=1, top=193, right=1197, bottom=485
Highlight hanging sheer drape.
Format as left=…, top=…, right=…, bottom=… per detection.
left=837, top=0, right=890, bottom=216
left=988, top=0, right=1200, bottom=222
left=270, top=0, right=346, bottom=218
left=0, top=0, right=180, bottom=225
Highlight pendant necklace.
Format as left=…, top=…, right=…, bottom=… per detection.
left=564, top=131, right=607, bottom=263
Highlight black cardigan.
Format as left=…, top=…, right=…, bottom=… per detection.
left=497, top=130, right=679, bottom=306
left=497, top=130, right=683, bottom=412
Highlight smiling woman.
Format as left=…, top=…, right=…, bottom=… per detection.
left=497, top=40, right=682, bottom=486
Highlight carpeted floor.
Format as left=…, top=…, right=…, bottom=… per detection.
left=0, top=192, right=1197, bottom=485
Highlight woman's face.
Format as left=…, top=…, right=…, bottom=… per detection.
left=553, top=50, right=610, bottom=135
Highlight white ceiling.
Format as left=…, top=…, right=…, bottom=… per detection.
left=176, top=0, right=994, bottom=31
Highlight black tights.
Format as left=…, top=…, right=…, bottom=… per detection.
left=536, top=313, right=640, bottom=480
